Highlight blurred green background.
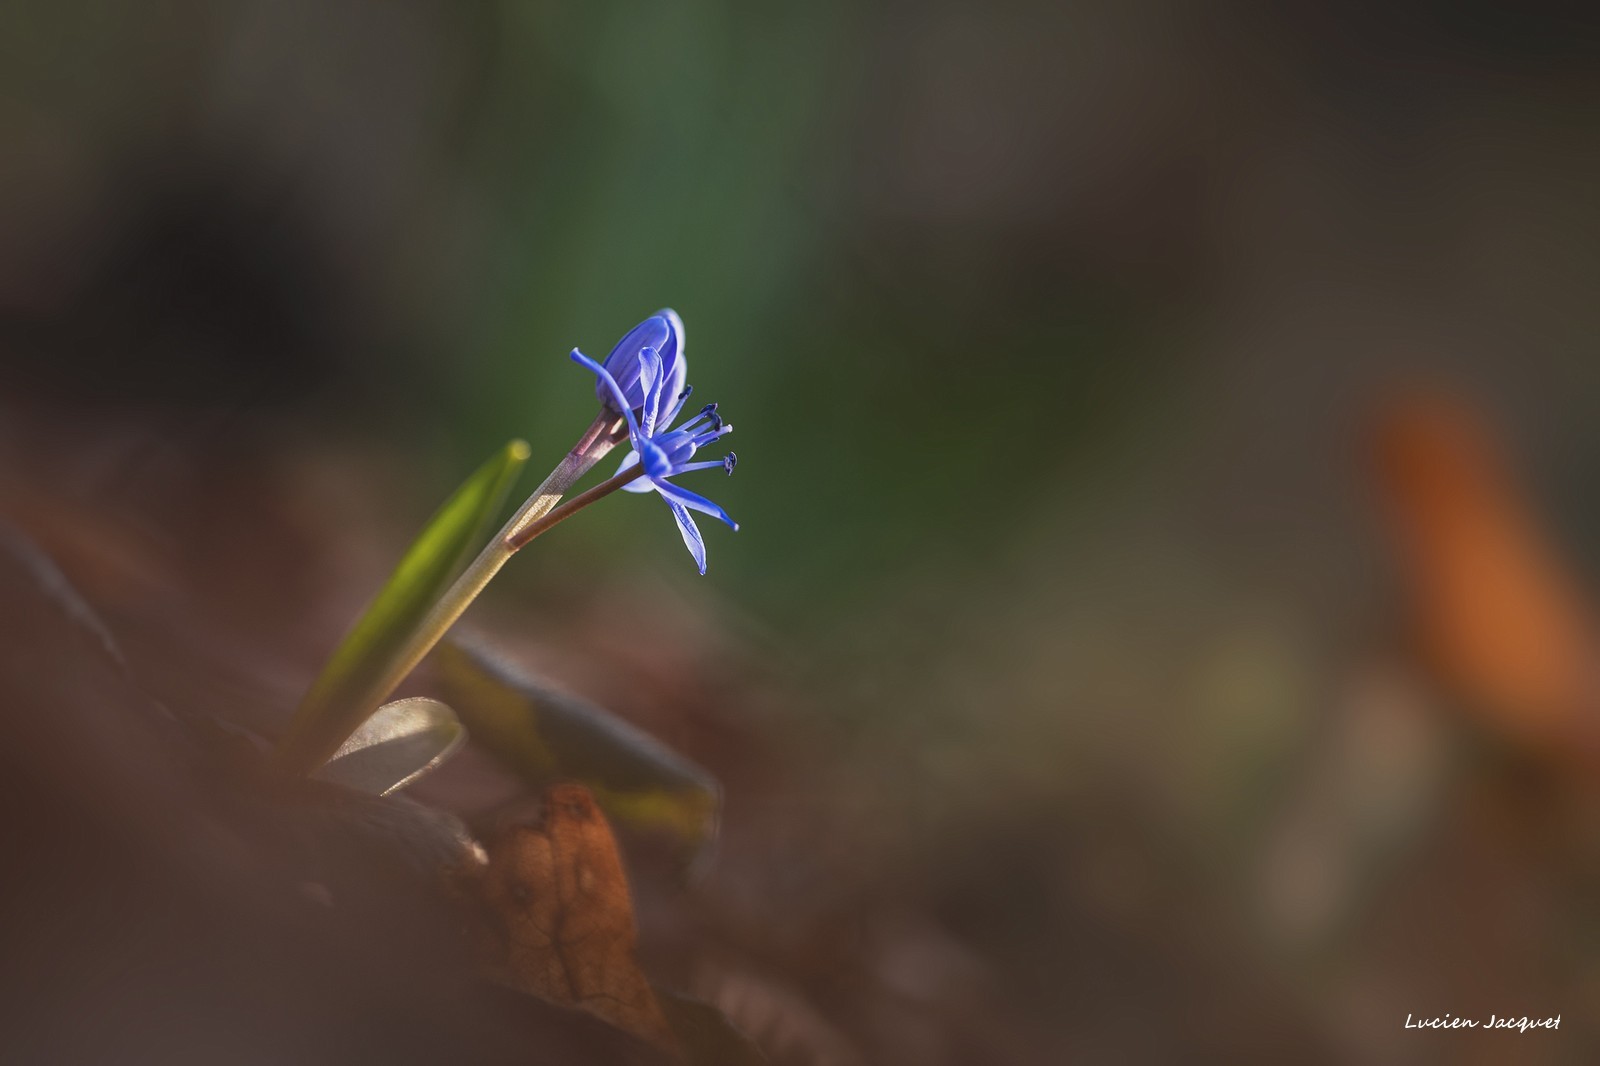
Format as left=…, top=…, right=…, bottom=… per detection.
left=0, top=0, right=1186, bottom=627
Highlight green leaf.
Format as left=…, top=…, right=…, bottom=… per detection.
left=315, top=697, right=466, bottom=796
left=437, top=639, right=721, bottom=871
left=275, top=440, right=530, bottom=775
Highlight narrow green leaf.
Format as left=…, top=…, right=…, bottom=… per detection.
left=437, top=639, right=722, bottom=871
left=275, top=440, right=530, bottom=775
left=315, top=697, right=466, bottom=796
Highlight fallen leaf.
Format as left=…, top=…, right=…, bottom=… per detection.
left=474, top=782, right=677, bottom=1052
left=1371, top=390, right=1600, bottom=758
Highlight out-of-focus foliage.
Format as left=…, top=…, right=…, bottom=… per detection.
left=440, top=639, right=720, bottom=868
left=1372, top=391, right=1600, bottom=759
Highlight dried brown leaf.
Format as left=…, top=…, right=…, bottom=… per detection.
left=474, top=783, right=677, bottom=1051
left=1372, top=391, right=1600, bottom=759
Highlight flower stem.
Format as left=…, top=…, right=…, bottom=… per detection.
left=375, top=412, right=628, bottom=697
left=505, top=464, right=646, bottom=550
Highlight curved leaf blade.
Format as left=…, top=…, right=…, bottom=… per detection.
left=275, top=440, right=530, bottom=774
left=438, top=639, right=721, bottom=871
left=316, top=696, right=466, bottom=796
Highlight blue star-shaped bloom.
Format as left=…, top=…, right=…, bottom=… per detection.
left=572, top=341, right=738, bottom=574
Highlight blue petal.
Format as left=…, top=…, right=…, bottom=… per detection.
left=652, top=426, right=702, bottom=467
left=668, top=499, right=708, bottom=575
left=598, top=315, right=671, bottom=411
left=654, top=478, right=739, bottom=531
left=614, top=450, right=656, bottom=492
left=638, top=346, right=665, bottom=437
left=653, top=309, right=687, bottom=403
left=657, top=356, right=688, bottom=426
left=571, top=349, right=642, bottom=443
left=656, top=312, right=688, bottom=421
left=647, top=311, right=688, bottom=430
left=656, top=308, right=685, bottom=364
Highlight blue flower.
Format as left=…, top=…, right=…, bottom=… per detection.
left=572, top=342, right=738, bottom=574
left=588, top=310, right=686, bottom=415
